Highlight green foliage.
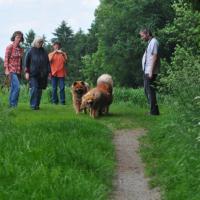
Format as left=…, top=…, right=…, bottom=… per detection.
left=52, top=21, right=74, bottom=51
left=158, top=0, right=200, bottom=61
left=70, top=29, right=89, bottom=81
left=159, top=1, right=200, bottom=122
left=82, top=0, right=174, bottom=87
left=23, top=29, right=36, bottom=48
left=113, top=87, right=147, bottom=107
left=0, top=57, right=4, bottom=74
left=85, top=23, right=98, bottom=55
left=82, top=42, right=106, bottom=85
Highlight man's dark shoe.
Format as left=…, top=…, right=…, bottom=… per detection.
left=145, top=112, right=160, bottom=116
left=150, top=112, right=160, bottom=116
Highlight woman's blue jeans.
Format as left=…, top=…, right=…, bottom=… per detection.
left=9, top=73, right=20, bottom=107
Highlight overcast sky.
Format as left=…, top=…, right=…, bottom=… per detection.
left=0, top=0, right=100, bottom=58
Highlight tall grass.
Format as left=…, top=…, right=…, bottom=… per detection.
left=140, top=108, right=200, bottom=200
left=1, top=86, right=199, bottom=199
left=1, top=85, right=148, bottom=106
left=0, top=86, right=150, bottom=199
left=0, top=85, right=117, bottom=199
left=113, top=87, right=146, bottom=107
left=0, top=85, right=71, bottom=106
left=0, top=104, right=115, bottom=199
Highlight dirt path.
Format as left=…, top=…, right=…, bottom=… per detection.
left=111, top=129, right=161, bottom=200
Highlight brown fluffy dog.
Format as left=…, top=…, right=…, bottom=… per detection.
left=81, top=88, right=109, bottom=118
left=81, top=74, right=113, bottom=118
left=96, top=74, right=113, bottom=114
left=71, top=81, right=89, bottom=114
left=96, top=82, right=113, bottom=114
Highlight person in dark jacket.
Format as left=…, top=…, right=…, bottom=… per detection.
left=24, top=36, right=50, bottom=110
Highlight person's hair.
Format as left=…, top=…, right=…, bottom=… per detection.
left=139, top=28, right=153, bottom=37
left=31, top=36, right=44, bottom=47
left=11, top=31, right=24, bottom=42
left=53, top=41, right=61, bottom=47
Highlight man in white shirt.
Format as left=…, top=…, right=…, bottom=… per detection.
left=139, top=28, right=160, bottom=115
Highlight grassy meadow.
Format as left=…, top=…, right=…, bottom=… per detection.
left=0, top=86, right=148, bottom=200
left=0, top=86, right=199, bottom=200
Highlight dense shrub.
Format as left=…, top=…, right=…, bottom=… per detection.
left=159, top=1, right=200, bottom=123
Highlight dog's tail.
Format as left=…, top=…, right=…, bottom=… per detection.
left=97, top=74, right=113, bottom=87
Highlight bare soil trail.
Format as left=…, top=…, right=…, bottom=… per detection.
left=111, top=129, right=161, bottom=200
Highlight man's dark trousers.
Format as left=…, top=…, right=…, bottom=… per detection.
left=144, top=74, right=159, bottom=115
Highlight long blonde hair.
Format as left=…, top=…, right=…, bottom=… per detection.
left=31, top=36, right=44, bottom=47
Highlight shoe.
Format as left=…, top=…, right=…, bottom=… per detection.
left=150, top=113, right=160, bottom=116
left=8, top=106, right=16, bottom=109
left=9, top=104, right=17, bottom=108
left=31, top=106, right=40, bottom=110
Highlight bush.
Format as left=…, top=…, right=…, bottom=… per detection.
left=159, top=1, right=200, bottom=123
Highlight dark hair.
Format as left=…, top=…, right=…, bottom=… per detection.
left=139, top=28, right=153, bottom=37
left=53, top=41, right=61, bottom=47
left=11, top=31, right=24, bottom=42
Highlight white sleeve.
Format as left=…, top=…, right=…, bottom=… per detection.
left=150, top=39, right=159, bottom=55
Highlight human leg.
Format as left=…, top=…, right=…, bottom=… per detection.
left=144, top=74, right=159, bottom=115
left=51, top=76, right=58, bottom=104
left=30, top=77, right=39, bottom=109
left=58, top=77, right=65, bottom=104
left=9, top=73, right=20, bottom=107
left=148, top=75, right=159, bottom=115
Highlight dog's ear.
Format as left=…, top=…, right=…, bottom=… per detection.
left=81, top=81, right=85, bottom=85
left=73, top=81, right=78, bottom=86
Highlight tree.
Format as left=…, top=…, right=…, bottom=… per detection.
left=82, top=0, right=175, bottom=87
left=159, top=1, right=200, bottom=121
left=71, top=29, right=89, bottom=80
left=52, top=21, right=74, bottom=54
left=85, top=22, right=98, bottom=55
left=0, top=57, right=4, bottom=74
left=24, top=29, right=36, bottom=49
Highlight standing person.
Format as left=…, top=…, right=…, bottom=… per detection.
left=48, top=41, right=68, bottom=105
left=4, top=31, right=24, bottom=107
left=24, top=36, right=50, bottom=110
left=139, top=28, right=160, bottom=115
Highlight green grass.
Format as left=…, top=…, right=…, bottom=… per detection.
left=139, top=107, right=200, bottom=200
left=1, top=87, right=199, bottom=200
left=0, top=103, right=115, bottom=200
left=0, top=85, right=151, bottom=199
